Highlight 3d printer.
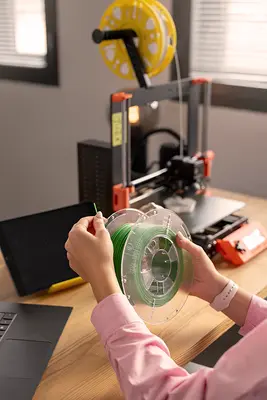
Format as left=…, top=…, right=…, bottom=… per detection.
left=78, top=0, right=267, bottom=265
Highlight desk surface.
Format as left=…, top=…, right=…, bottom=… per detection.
left=1, top=189, right=267, bottom=400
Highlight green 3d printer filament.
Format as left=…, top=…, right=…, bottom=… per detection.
left=106, top=207, right=193, bottom=324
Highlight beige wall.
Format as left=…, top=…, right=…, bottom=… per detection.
left=207, top=107, right=267, bottom=198
left=156, top=102, right=267, bottom=199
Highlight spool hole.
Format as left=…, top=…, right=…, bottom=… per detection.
left=151, top=250, right=171, bottom=282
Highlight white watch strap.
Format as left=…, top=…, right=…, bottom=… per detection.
left=210, top=280, right=239, bottom=312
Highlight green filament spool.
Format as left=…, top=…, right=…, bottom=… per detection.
left=111, top=224, right=183, bottom=307
left=106, top=208, right=193, bottom=324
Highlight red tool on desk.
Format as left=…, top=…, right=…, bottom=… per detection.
left=216, top=221, right=267, bottom=266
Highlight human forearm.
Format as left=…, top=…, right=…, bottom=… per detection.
left=91, top=293, right=211, bottom=400
left=198, top=271, right=252, bottom=327
left=222, top=286, right=252, bottom=327
left=205, top=273, right=252, bottom=327
left=91, top=268, right=122, bottom=303
left=91, top=292, right=267, bottom=400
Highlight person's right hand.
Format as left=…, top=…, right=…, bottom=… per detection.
left=65, top=212, right=121, bottom=302
left=176, top=232, right=228, bottom=303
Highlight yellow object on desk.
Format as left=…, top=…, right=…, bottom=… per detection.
left=47, top=277, right=85, bottom=294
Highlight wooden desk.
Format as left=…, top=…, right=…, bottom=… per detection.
left=1, top=189, right=267, bottom=400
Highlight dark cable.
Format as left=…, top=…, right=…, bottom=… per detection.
left=141, top=128, right=181, bottom=143
left=132, top=128, right=181, bottom=173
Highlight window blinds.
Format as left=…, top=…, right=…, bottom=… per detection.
left=0, top=0, right=47, bottom=68
left=190, top=0, right=267, bottom=84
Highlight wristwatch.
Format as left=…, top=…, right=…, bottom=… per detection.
left=210, top=280, right=239, bottom=312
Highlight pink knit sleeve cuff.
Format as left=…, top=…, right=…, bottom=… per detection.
left=239, top=295, right=267, bottom=336
left=91, top=293, right=145, bottom=344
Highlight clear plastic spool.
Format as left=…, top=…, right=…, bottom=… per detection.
left=106, top=208, right=144, bottom=235
left=106, top=208, right=193, bottom=324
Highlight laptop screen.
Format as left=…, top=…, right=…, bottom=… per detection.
left=0, top=202, right=97, bottom=296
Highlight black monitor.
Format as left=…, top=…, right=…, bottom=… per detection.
left=0, top=202, right=96, bottom=296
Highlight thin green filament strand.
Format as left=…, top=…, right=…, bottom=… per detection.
left=111, top=224, right=184, bottom=307
left=111, top=224, right=132, bottom=291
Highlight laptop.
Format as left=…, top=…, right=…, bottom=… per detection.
left=0, top=202, right=96, bottom=398
left=0, top=202, right=97, bottom=296
left=0, top=302, right=72, bottom=400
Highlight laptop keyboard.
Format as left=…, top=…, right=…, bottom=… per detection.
left=0, top=313, right=16, bottom=341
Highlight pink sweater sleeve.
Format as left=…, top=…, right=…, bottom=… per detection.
left=91, top=294, right=267, bottom=400
left=239, top=294, right=267, bottom=335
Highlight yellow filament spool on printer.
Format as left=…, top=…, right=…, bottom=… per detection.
left=145, top=0, right=177, bottom=76
left=98, top=0, right=177, bottom=80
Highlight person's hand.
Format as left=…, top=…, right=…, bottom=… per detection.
left=176, top=232, right=228, bottom=303
left=65, top=212, right=121, bottom=302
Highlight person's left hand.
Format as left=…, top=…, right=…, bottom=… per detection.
left=176, top=232, right=228, bottom=303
